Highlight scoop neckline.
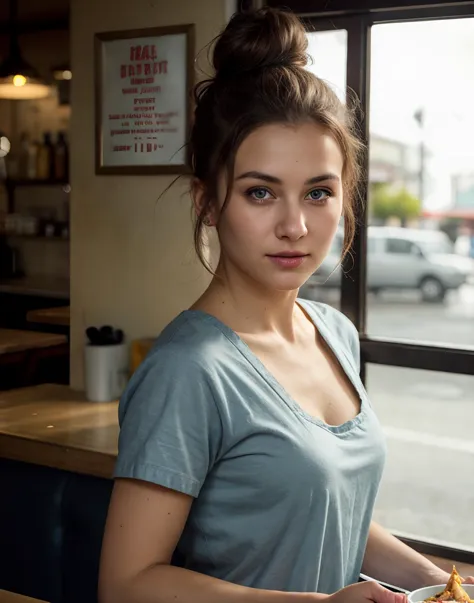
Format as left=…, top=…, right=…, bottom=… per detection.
left=181, top=299, right=368, bottom=435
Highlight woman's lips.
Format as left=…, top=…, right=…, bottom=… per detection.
left=267, top=254, right=308, bottom=268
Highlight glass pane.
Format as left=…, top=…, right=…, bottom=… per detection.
left=299, top=29, right=347, bottom=310
left=306, top=30, right=347, bottom=103
left=367, top=19, right=474, bottom=348
left=368, top=364, right=474, bottom=551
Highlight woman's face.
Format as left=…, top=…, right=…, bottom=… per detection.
left=214, top=122, right=344, bottom=292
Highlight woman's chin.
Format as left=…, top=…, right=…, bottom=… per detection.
left=267, top=275, right=312, bottom=293
left=239, top=263, right=316, bottom=293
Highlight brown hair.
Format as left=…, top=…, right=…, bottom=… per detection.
left=191, top=7, right=364, bottom=272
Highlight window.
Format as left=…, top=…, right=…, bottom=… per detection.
left=368, top=364, right=474, bottom=551
left=368, top=237, right=379, bottom=255
left=367, top=18, right=474, bottom=346
left=305, top=29, right=347, bottom=103
left=303, top=1, right=474, bottom=563
left=385, top=238, right=415, bottom=255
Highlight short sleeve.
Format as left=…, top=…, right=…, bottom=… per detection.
left=114, top=347, right=223, bottom=497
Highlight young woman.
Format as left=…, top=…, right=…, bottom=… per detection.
left=99, top=8, right=472, bottom=603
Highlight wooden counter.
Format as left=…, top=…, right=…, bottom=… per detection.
left=0, top=277, right=70, bottom=300
left=0, top=384, right=118, bottom=478
left=0, top=590, right=48, bottom=603
left=26, top=306, right=70, bottom=327
left=0, top=330, right=67, bottom=355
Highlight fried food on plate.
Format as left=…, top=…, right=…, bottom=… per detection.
left=424, top=566, right=473, bottom=603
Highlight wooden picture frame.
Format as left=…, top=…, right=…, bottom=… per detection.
left=94, top=24, right=195, bottom=175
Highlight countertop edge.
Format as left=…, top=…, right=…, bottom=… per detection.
left=0, top=433, right=116, bottom=479
left=0, top=281, right=70, bottom=300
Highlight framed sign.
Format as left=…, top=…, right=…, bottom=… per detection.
left=94, top=24, right=195, bottom=175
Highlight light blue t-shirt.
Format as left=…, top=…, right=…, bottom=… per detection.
left=114, top=300, right=386, bottom=594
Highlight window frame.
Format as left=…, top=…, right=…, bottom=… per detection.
left=300, top=1, right=474, bottom=562
left=266, top=0, right=474, bottom=18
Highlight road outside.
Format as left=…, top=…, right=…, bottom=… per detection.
left=300, top=284, right=474, bottom=551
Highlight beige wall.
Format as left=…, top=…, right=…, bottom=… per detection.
left=70, top=0, right=228, bottom=388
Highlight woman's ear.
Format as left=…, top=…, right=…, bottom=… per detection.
left=191, top=179, right=216, bottom=227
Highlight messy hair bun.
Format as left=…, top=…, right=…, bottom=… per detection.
left=191, top=7, right=364, bottom=274
left=212, top=8, right=309, bottom=78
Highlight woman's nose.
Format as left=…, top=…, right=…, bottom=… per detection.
left=275, top=204, right=308, bottom=241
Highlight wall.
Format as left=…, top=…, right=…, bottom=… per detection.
left=70, top=0, right=229, bottom=388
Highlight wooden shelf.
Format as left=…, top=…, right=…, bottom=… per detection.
left=0, top=277, right=70, bottom=299
left=3, top=179, right=70, bottom=213
left=0, top=588, right=50, bottom=602
left=27, top=306, right=70, bottom=327
left=0, top=233, right=69, bottom=242
left=5, top=179, right=69, bottom=187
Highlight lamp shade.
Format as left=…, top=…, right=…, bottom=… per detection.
left=0, top=2, right=51, bottom=100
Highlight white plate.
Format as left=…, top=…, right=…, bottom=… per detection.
left=409, top=583, right=474, bottom=602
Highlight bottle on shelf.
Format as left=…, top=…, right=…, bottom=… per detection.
left=36, top=132, right=55, bottom=180
left=41, top=209, right=57, bottom=238
left=16, top=132, right=39, bottom=180
left=28, top=139, right=39, bottom=179
left=18, top=132, right=30, bottom=179
left=54, top=131, right=69, bottom=181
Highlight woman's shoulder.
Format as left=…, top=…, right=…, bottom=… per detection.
left=123, top=310, right=240, bottom=401
left=116, top=311, right=231, bottom=494
left=119, top=311, right=230, bottom=426
left=147, top=309, right=234, bottom=367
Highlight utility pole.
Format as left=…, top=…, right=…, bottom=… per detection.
left=414, top=108, right=425, bottom=204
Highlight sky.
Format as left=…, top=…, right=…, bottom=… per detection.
left=306, top=18, right=474, bottom=210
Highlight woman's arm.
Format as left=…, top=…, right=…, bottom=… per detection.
left=362, top=522, right=450, bottom=591
left=99, top=478, right=326, bottom=603
left=112, top=564, right=324, bottom=603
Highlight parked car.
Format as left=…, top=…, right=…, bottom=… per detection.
left=302, top=226, right=473, bottom=302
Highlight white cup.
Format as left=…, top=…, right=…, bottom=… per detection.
left=84, top=343, right=129, bottom=402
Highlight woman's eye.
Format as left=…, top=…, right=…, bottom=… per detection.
left=247, top=187, right=272, bottom=202
left=306, top=189, right=331, bottom=203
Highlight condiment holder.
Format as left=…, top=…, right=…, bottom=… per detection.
left=84, top=325, right=128, bottom=402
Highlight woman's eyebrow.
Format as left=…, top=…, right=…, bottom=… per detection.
left=235, top=171, right=340, bottom=185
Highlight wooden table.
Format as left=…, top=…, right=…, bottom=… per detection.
left=26, top=307, right=70, bottom=327
left=0, top=330, right=67, bottom=355
left=0, top=384, right=118, bottom=478
left=0, top=276, right=69, bottom=300
left=0, top=590, right=48, bottom=602
left=0, top=329, right=69, bottom=388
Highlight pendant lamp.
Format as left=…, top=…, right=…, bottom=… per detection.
left=0, top=0, right=51, bottom=100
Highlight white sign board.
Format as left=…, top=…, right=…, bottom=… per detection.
left=95, top=25, right=194, bottom=174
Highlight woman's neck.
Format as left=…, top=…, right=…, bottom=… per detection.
left=191, top=268, right=302, bottom=342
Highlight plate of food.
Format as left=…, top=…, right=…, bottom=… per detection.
left=409, top=566, right=474, bottom=603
